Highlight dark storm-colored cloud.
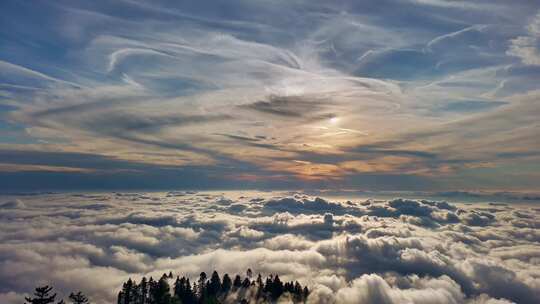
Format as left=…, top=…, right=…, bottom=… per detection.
left=0, top=199, right=25, bottom=209
left=0, top=149, right=278, bottom=191
left=348, top=146, right=438, bottom=159
left=214, top=133, right=283, bottom=150
left=27, top=103, right=239, bottom=159
left=239, top=95, right=332, bottom=120
left=496, top=151, right=540, bottom=159
left=288, top=146, right=438, bottom=166
left=0, top=149, right=149, bottom=170
left=262, top=196, right=358, bottom=215
left=81, top=113, right=233, bottom=134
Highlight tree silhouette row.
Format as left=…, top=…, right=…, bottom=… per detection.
left=117, top=269, right=309, bottom=304
left=23, top=269, right=309, bottom=304
left=24, top=286, right=89, bottom=304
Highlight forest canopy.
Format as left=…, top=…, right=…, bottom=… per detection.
left=23, top=269, right=309, bottom=304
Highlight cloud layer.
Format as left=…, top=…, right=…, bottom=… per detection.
left=1, top=192, right=539, bottom=303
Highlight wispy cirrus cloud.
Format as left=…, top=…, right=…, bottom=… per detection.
left=0, top=0, right=539, bottom=190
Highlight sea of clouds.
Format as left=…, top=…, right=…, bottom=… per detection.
left=0, top=191, right=539, bottom=304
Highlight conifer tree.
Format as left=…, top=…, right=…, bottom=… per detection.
left=192, top=281, right=197, bottom=301
left=151, top=275, right=172, bottom=304
left=263, top=276, right=273, bottom=294
left=121, top=278, right=136, bottom=304
left=208, top=271, right=221, bottom=296
left=198, top=272, right=207, bottom=297
left=173, top=277, right=182, bottom=298
left=303, top=286, right=310, bottom=299
left=184, top=279, right=196, bottom=304
left=24, top=286, right=59, bottom=304
left=139, top=277, right=148, bottom=304
left=271, top=275, right=284, bottom=300
left=256, top=274, right=263, bottom=287
left=232, top=275, right=242, bottom=290
left=255, top=274, right=264, bottom=299
left=221, top=274, right=232, bottom=293
left=147, top=277, right=157, bottom=304
left=173, top=276, right=195, bottom=304
left=68, top=291, right=89, bottom=304
left=117, top=291, right=123, bottom=304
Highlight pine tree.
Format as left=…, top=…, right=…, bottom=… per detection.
left=150, top=275, right=172, bottom=304
left=263, top=276, right=273, bottom=294
left=294, top=281, right=302, bottom=294
left=221, top=274, right=232, bottom=293
left=255, top=274, right=264, bottom=299
left=303, top=286, right=309, bottom=300
left=68, top=291, right=89, bottom=304
left=192, top=281, right=197, bottom=302
left=148, top=277, right=158, bottom=304
left=24, top=286, right=58, bottom=304
left=117, top=291, right=123, bottom=304
left=139, top=277, right=148, bottom=304
left=198, top=272, right=207, bottom=298
left=173, top=277, right=182, bottom=299
left=120, top=278, right=135, bottom=304
left=208, top=271, right=221, bottom=296
left=232, top=275, right=242, bottom=290
left=184, top=279, right=196, bottom=304
left=131, top=281, right=141, bottom=304
left=256, top=274, right=263, bottom=287
left=173, top=276, right=195, bottom=304
left=271, top=275, right=284, bottom=300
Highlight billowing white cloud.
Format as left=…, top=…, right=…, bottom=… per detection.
left=507, top=12, right=540, bottom=65
left=1, top=192, right=539, bottom=303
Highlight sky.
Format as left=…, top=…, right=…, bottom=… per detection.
left=1, top=0, right=540, bottom=191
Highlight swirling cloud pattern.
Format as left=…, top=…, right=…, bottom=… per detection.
left=0, top=0, right=539, bottom=190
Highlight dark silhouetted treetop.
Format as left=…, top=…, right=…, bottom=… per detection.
left=151, top=274, right=173, bottom=304
left=233, top=274, right=242, bottom=289
left=221, top=274, right=232, bottom=293
left=24, top=286, right=69, bottom=304
left=117, top=269, right=309, bottom=304
left=69, top=291, right=90, bottom=304
left=24, top=269, right=309, bottom=304
left=25, top=286, right=61, bottom=304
